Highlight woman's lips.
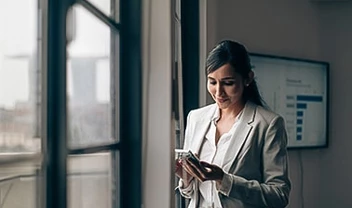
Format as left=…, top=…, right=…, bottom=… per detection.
left=216, top=98, right=228, bottom=103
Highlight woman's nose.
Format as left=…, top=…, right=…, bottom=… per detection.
left=215, top=84, right=224, bottom=96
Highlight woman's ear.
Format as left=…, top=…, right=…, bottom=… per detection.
left=245, top=70, right=254, bottom=86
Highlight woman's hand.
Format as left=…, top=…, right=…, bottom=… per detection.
left=175, top=158, right=194, bottom=187
left=198, top=161, right=225, bottom=185
left=183, top=156, right=224, bottom=184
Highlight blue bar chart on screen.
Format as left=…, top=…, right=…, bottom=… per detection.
left=250, top=53, right=329, bottom=149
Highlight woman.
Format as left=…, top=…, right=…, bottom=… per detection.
left=175, top=40, right=291, bottom=208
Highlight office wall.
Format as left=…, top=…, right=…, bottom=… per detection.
left=316, top=3, right=352, bottom=208
left=205, top=0, right=352, bottom=207
left=142, top=0, right=173, bottom=208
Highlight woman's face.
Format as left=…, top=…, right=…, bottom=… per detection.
left=207, top=63, right=246, bottom=110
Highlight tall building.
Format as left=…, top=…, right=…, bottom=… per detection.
left=70, top=57, right=97, bottom=105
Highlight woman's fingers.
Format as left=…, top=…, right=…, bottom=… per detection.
left=175, top=159, right=182, bottom=171
left=182, top=160, right=206, bottom=182
left=179, top=159, right=224, bottom=182
left=199, top=161, right=214, bottom=171
left=188, top=161, right=208, bottom=180
left=175, top=159, right=185, bottom=178
left=199, top=161, right=224, bottom=181
left=175, top=160, right=196, bottom=185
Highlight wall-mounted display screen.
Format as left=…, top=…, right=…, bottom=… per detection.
left=250, top=53, right=329, bottom=149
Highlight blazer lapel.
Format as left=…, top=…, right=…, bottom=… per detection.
left=222, top=102, right=256, bottom=173
left=189, top=105, right=217, bottom=154
left=189, top=119, right=211, bottom=154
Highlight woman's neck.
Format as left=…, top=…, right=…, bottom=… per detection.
left=219, top=101, right=245, bottom=120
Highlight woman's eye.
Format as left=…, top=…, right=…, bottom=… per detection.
left=223, top=81, right=235, bottom=86
left=209, top=81, right=216, bottom=85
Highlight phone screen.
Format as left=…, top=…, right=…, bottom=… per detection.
left=186, top=150, right=205, bottom=171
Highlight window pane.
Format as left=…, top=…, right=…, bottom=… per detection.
left=0, top=158, right=40, bottom=208
left=84, top=0, right=120, bottom=22
left=0, top=0, right=41, bottom=153
left=86, top=0, right=110, bottom=17
left=67, top=4, right=116, bottom=148
left=67, top=152, right=117, bottom=208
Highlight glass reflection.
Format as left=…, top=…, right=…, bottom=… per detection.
left=0, top=0, right=40, bottom=153
left=67, top=4, right=114, bottom=148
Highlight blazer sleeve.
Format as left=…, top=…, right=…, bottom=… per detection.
left=178, top=111, right=197, bottom=198
left=217, top=116, right=291, bottom=208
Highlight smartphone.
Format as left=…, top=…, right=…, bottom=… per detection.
left=186, top=150, right=205, bottom=171
left=175, top=149, right=189, bottom=160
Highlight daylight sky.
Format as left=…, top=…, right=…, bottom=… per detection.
left=0, top=0, right=111, bottom=108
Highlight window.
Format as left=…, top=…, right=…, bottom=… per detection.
left=0, top=0, right=40, bottom=153
left=0, top=0, right=141, bottom=208
left=0, top=0, right=40, bottom=207
left=66, top=2, right=117, bottom=208
left=67, top=3, right=114, bottom=149
left=63, top=0, right=142, bottom=207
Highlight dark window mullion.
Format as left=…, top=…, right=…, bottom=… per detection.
left=120, top=0, right=142, bottom=207
left=110, top=0, right=120, bottom=144
left=68, top=142, right=120, bottom=155
left=77, top=0, right=121, bottom=32
left=111, top=0, right=120, bottom=208
left=46, top=1, right=73, bottom=208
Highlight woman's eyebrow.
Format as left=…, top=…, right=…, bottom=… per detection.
left=221, top=77, right=235, bottom=80
left=207, top=76, right=235, bottom=80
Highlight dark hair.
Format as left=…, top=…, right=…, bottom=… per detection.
left=206, top=40, right=265, bottom=106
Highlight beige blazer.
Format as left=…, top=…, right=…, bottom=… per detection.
left=179, top=101, right=291, bottom=208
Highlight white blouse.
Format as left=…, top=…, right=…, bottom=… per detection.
left=198, top=108, right=243, bottom=208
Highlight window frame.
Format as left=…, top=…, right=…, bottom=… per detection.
left=0, top=0, right=142, bottom=207
left=43, top=0, right=142, bottom=208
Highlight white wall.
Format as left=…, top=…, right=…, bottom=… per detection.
left=142, top=0, right=174, bottom=208
left=205, top=0, right=352, bottom=207
left=316, top=3, right=352, bottom=207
